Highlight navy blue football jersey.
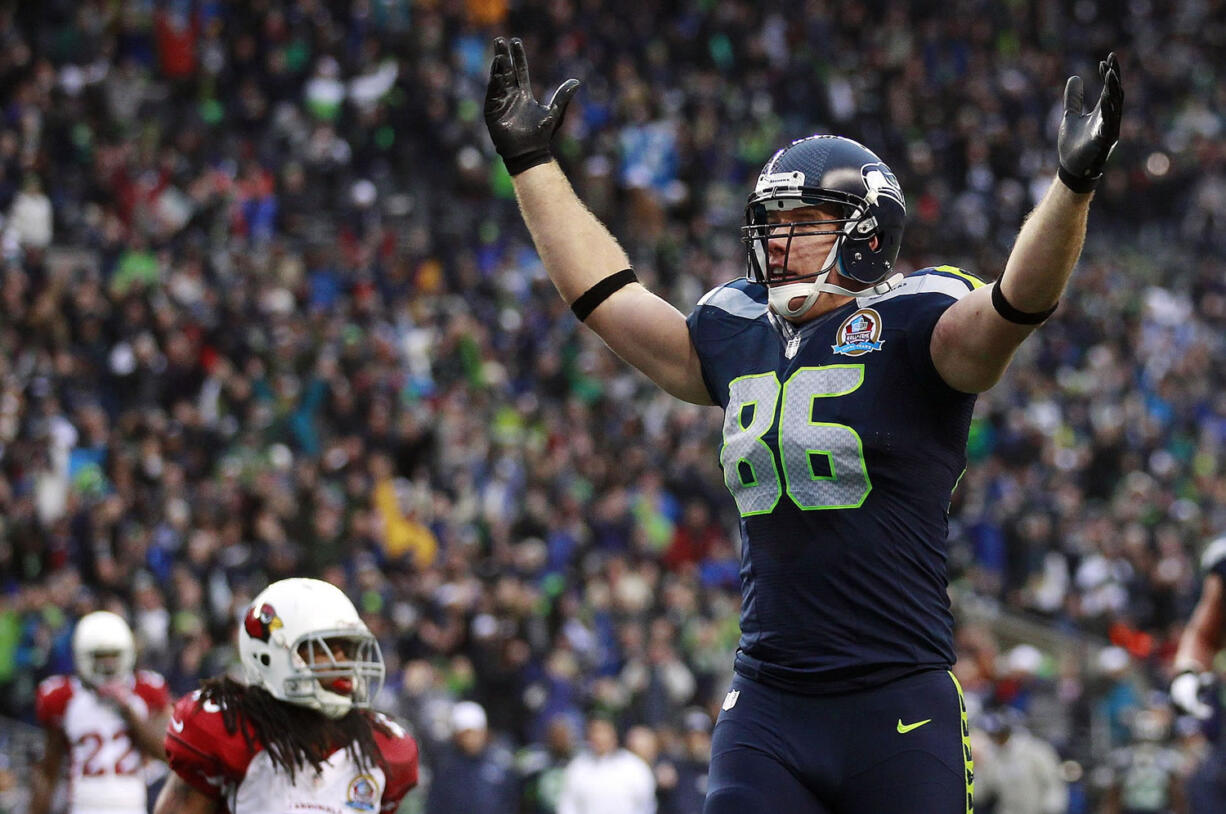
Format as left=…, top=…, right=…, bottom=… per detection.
left=686, top=267, right=983, bottom=693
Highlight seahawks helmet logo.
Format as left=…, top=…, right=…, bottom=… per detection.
left=861, top=163, right=905, bottom=211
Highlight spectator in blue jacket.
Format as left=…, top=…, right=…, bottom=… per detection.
left=425, top=701, right=519, bottom=814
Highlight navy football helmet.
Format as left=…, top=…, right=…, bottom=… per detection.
left=743, top=135, right=907, bottom=318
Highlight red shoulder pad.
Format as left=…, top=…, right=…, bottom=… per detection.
left=372, top=714, right=419, bottom=811
left=165, top=691, right=259, bottom=798
left=133, top=671, right=171, bottom=715
left=35, top=676, right=75, bottom=729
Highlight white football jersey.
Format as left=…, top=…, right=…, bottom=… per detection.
left=232, top=749, right=389, bottom=814
left=36, top=672, right=169, bottom=814
left=165, top=689, right=419, bottom=814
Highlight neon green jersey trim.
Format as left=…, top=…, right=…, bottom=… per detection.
left=934, top=265, right=985, bottom=289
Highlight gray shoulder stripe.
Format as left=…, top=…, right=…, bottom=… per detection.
left=858, top=273, right=973, bottom=306
left=698, top=286, right=768, bottom=318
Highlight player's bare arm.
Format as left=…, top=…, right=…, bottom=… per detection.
left=1170, top=571, right=1225, bottom=719
left=1176, top=568, right=1226, bottom=671
left=114, top=695, right=170, bottom=761
left=87, top=665, right=172, bottom=762
left=512, top=164, right=711, bottom=403
left=153, top=772, right=219, bottom=814
left=1177, top=573, right=1226, bottom=675
left=29, top=727, right=67, bottom=814
left=931, top=53, right=1123, bottom=393
left=485, top=38, right=711, bottom=405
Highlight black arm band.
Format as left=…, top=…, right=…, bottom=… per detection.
left=570, top=268, right=638, bottom=321
left=1057, top=165, right=1099, bottom=194
left=503, top=149, right=553, bottom=177
left=991, top=277, right=1058, bottom=325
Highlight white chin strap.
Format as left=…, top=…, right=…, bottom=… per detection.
left=768, top=280, right=823, bottom=319
left=768, top=270, right=904, bottom=320
left=317, top=691, right=356, bottom=719
left=768, top=241, right=842, bottom=319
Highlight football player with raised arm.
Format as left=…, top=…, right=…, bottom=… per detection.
left=484, top=37, right=1123, bottom=814
left=154, top=578, right=418, bottom=814
left=32, top=611, right=171, bottom=814
left=1171, top=535, right=1226, bottom=812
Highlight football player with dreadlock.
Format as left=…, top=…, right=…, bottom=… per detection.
left=154, top=578, right=418, bottom=814
left=484, top=37, right=1123, bottom=814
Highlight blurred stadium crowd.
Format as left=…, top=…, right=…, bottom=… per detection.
left=2, top=0, right=1226, bottom=811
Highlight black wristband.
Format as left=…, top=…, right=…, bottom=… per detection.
left=503, top=148, right=553, bottom=177
left=991, top=277, right=1058, bottom=325
left=1057, top=165, right=1099, bottom=194
left=571, top=268, right=638, bottom=321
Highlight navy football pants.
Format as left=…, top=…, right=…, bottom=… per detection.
left=1186, top=747, right=1226, bottom=814
left=704, top=669, right=973, bottom=814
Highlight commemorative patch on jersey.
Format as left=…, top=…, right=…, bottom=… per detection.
left=346, top=773, right=378, bottom=811
left=832, top=308, right=885, bottom=356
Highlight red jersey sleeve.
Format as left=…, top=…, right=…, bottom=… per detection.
left=372, top=714, right=419, bottom=811
left=35, top=676, right=74, bottom=730
left=165, top=691, right=259, bottom=798
left=133, top=671, right=171, bottom=715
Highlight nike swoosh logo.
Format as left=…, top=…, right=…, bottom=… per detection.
left=170, top=717, right=184, bottom=733
left=896, top=718, right=932, bottom=734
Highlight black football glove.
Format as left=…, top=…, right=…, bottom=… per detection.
left=484, top=37, right=581, bottom=176
left=1058, top=52, right=1124, bottom=193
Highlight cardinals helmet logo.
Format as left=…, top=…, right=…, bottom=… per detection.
left=244, top=603, right=283, bottom=642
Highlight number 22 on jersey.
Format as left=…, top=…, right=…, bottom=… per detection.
left=721, top=365, right=871, bottom=516
left=76, top=730, right=141, bottom=776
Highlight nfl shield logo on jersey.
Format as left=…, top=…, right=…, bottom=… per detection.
left=722, top=690, right=740, bottom=710
left=832, top=308, right=885, bottom=356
